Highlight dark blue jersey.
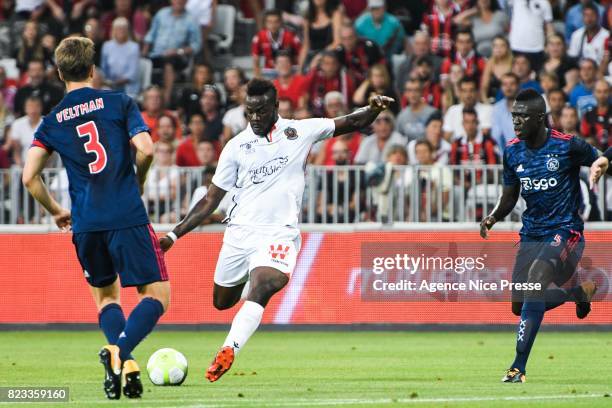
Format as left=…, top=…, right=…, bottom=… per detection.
left=32, top=87, right=149, bottom=233
left=503, top=128, right=598, bottom=237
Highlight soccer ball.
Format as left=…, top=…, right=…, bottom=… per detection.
left=146, top=348, right=188, bottom=386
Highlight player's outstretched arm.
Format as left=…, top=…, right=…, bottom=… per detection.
left=22, top=147, right=71, bottom=231
left=159, top=183, right=227, bottom=252
left=332, top=95, right=394, bottom=137
left=131, top=132, right=155, bottom=194
left=480, top=184, right=520, bottom=239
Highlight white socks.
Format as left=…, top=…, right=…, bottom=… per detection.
left=223, top=301, right=264, bottom=354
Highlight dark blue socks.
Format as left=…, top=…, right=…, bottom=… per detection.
left=98, top=303, right=133, bottom=360
left=116, top=297, right=164, bottom=361
left=511, top=301, right=545, bottom=373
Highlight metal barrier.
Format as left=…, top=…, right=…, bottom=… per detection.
left=1, top=164, right=606, bottom=225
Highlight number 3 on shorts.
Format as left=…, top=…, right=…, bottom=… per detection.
left=77, top=120, right=107, bottom=174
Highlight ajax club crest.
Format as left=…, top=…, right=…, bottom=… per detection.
left=546, top=157, right=559, bottom=172
left=284, top=127, right=298, bottom=140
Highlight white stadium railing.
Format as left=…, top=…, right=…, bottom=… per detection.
left=0, top=164, right=607, bottom=226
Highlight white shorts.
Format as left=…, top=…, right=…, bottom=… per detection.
left=214, top=225, right=302, bottom=287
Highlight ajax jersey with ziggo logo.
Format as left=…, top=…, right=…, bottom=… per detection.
left=212, top=116, right=335, bottom=228
left=502, top=128, right=598, bottom=237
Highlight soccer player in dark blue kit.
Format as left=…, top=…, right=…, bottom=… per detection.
left=22, top=37, right=170, bottom=399
left=480, top=89, right=598, bottom=383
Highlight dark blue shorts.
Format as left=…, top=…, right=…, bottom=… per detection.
left=511, top=229, right=584, bottom=301
left=72, top=224, right=169, bottom=288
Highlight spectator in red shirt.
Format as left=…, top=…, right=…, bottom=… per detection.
left=404, top=56, right=442, bottom=110
left=421, top=0, right=462, bottom=58
left=141, top=86, right=182, bottom=143
left=101, top=0, right=148, bottom=42
left=580, top=79, right=612, bottom=149
left=334, top=25, right=384, bottom=84
left=273, top=51, right=308, bottom=109
left=440, top=28, right=486, bottom=84
left=176, top=113, right=209, bottom=167
left=252, top=9, right=301, bottom=78
left=304, top=50, right=355, bottom=117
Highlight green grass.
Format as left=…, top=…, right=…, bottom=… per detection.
left=0, top=331, right=611, bottom=407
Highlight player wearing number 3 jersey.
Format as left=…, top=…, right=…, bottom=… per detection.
left=22, top=37, right=170, bottom=400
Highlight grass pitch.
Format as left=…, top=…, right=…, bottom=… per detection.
left=0, top=330, right=611, bottom=407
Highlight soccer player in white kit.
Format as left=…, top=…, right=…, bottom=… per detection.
left=159, top=78, right=393, bottom=382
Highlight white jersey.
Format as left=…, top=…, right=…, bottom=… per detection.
left=212, top=116, right=335, bottom=228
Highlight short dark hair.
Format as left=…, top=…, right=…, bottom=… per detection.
left=25, top=94, right=43, bottom=105
left=459, top=77, right=477, bottom=89
left=548, top=88, right=567, bottom=99
left=462, top=107, right=478, bottom=119
left=414, top=55, right=433, bottom=68
left=455, top=27, right=474, bottom=42
left=425, top=111, right=442, bottom=127
left=501, top=72, right=520, bottom=84
left=275, top=49, right=292, bottom=60
left=415, top=139, right=434, bottom=152
left=263, top=8, right=282, bottom=20
left=515, top=88, right=547, bottom=113
left=246, top=78, right=277, bottom=100
left=583, top=1, right=600, bottom=17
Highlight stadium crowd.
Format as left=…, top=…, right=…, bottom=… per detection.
left=0, top=0, right=611, bottom=223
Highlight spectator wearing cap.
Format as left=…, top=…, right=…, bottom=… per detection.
left=396, top=78, right=438, bottom=142
left=407, top=113, right=451, bottom=165
left=355, top=0, right=407, bottom=61
left=568, top=2, right=609, bottom=65
left=101, top=17, right=141, bottom=98
left=143, top=0, right=202, bottom=105
left=199, top=85, right=223, bottom=141
left=13, top=60, right=63, bottom=117
left=273, top=51, right=308, bottom=109
left=491, top=72, right=519, bottom=149
left=304, top=51, right=355, bottom=117
left=141, top=86, right=182, bottom=143
left=354, top=110, right=407, bottom=165
left=252, top=8, right=301, bottom=78
left=334, top=25, right=385, bottom=84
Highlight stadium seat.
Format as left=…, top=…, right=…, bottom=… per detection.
left=209, top=4, right=236, bottom=55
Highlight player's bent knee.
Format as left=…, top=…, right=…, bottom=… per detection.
left=138, top=281, right=171, bottom=312
left=213, top=297, right=235, bottom=311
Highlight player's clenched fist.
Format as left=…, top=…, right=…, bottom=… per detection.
left=53, top=209, right=72, bottom=232
left=159, top=236, right=174, bottom=252
left=480, top=215, right=496, bottom=239
left=368, top=95, right=394, bottom=113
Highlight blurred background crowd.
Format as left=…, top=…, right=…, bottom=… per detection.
left=0, top=0, right=611, bottom=224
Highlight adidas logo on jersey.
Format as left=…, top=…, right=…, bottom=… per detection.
left=516, top=164, right=525, bottom=172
